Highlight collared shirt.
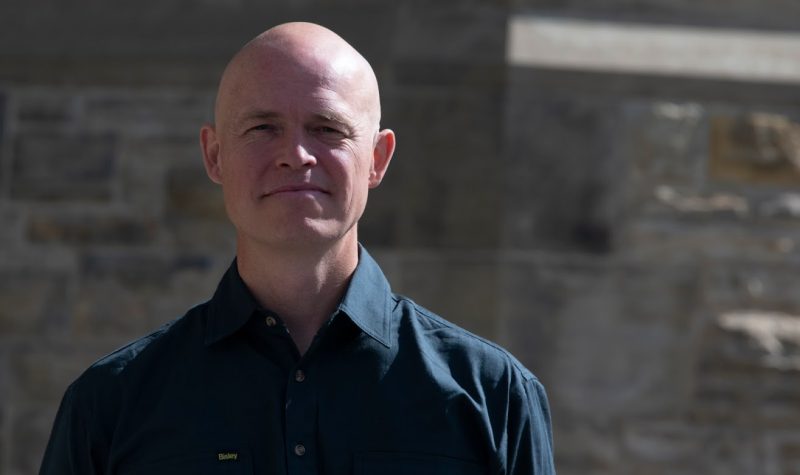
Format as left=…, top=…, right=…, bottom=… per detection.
left=40, top=247, right=555, bottom=475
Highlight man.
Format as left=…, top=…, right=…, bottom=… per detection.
left=40, top=22, right=555, bottom=474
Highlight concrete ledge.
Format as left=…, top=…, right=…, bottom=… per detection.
left=508, top=15, right=800, bottom=84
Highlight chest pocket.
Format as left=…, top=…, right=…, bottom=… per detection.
left=120, top=451, right=253, bottom=475
left=354, top=452, right=487, bottom=475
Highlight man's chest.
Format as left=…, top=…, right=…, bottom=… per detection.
left=107, top=341, right=491, bottom=475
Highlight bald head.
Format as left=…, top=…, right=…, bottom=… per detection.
left=214, top=22, right=381, bottom=131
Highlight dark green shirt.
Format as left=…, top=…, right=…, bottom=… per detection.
left=40, top=247, right=555, bottom=474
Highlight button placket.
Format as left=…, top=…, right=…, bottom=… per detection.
left=284, top=363, right=317, bottom=474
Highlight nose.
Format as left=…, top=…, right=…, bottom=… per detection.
left=278, top=131, right=317, bottom=169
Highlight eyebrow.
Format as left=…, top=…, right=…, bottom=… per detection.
left=235, top=109, right=357, bottom=131
left=313, top=110, right=354, bottom=127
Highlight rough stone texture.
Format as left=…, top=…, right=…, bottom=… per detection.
left=389, top=251, right=501, bottom=340
left=9, top=404, right=56, bottom=475
left=2, top=2, right=800, bottom=475
left=26, top=211, right=158, bottom=245
left=372, top=87, right=506, bottom=248
left=11, top=133, right=117, bottom=201
left=166, top=164, right=227, bottom=221
left=502, top=95, right=625, bottom=252
left=710, top=113, right=800, bottom=186
left=507, top=0, right=800, bottom=31
left=0, top=270, right=69, bottom=336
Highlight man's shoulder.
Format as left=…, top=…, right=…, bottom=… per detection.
left=390, top=293, right=537, bottom=385
left=71, top=301, right=209, bottom=393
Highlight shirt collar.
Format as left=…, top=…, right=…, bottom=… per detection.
left=204, top=258, right=259, bottom=346
left=204, top=245, right=393, bottom=348
left=337, top=245, right=393, bottom=348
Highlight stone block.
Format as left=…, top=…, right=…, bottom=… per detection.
left=0, top=3, right=397, bottom=87
left=5, top=342, right=117, bottom=403
left=166, top=164, right=227, bottom=221
left=508, top=256, right=702, bottom=418
left=73, top=250, right=217, bottom=336
left=80, top=249, right=214, bottom=288
left=393, top=61, right=507, bottom=89
left=394, top=5, right=507, bottom=63
left=766, top=434, right=800, bottom=475
left=358, top=188, right=400, bottom=247
left=0, top=269, right=69, bottom=336
left=380, top=87, right=505, bottom=248
left=691, top=308, right=800, bottom=427
left=11, top=132, right=116, bottom=201
left=72, top=280, right=168, bottom=338
left=10, top=404, right=57, bottom=475
left=164, top=162, right=235, bottom=253
left=496, top=259, right=569, bottom=383
left=621, top=216, right=800, bottom=264
left=621, top=421, right=760, bottom=475
left=710, top=112, right=800, bottom=186
left=166, top=219, right=236, bottom=255
left=117, top=137, right=198, bottom=213
left=82, top=91, right=214, bottom=138
left=715, top=310, right=800, bottom=372
left=701, top=260, right=800, bottom=312
left=151, top=256, right=230, bottom=326
left=389, top=252, right=500, bottom=341
left=623, top=102, right=708, bottom=192
left=507, top=0, right=800, bottom=31
left=0, top=407, right=4, bottom=474
left=502, top=94, right=627, bottom=252
left=546, top=413, right=621, bottom=475
left=0, top=204, right=25, bottom=246
left=757, top=192, right=800, bottom=221
left=387, top=86, right=503, bottom=160
left=15, top=90, right=76, bottom=128
left=646, top=185, right=749, bottom=220
left=27, top=211, right=158, bottom=245
left=0, top=89, right=5, bottom=141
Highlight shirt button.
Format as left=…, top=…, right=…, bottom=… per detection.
left=295, top=369, right=306, bottom=383
left=265, top=316, right=277, bottom=327
left=294, top=444, right=306, bottom=456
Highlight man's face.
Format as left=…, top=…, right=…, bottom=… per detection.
left=201, top=48, right=393, bottom=251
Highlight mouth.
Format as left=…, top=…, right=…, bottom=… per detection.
left=264, top=184, right=329, bottom=197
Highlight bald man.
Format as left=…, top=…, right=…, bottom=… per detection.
left=40, top=23, right=555, bottom=475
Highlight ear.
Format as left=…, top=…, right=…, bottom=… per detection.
left=368, top=129, right=395, bottom=188
left=200, top=124, right=223, bottom=184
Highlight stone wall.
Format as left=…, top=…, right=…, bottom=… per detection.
left=1, top=1, right=799, bottom=474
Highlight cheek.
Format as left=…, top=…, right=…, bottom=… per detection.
left=222, top=144, right=271, bottom=181
left=338, top=143, right=374, bottom=181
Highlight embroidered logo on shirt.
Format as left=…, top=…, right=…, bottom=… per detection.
left=218, top=452, right=239, bottom=462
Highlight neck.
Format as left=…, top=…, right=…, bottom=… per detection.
left=236, top=234, right=359, bottom=355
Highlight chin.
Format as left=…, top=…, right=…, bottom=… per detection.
left=256, top=222, right=355, bottom=250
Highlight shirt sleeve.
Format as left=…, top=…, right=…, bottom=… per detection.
left=39, top=382, right=106, bottom=475
left=505, top=376, right=556, bottom=475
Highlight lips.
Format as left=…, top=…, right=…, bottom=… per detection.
left=264, top=183, right=329, bottom=196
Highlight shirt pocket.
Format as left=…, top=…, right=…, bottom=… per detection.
left=120, top=451, right=253, bottom=475
left=354, top=452, right=487, bottom=475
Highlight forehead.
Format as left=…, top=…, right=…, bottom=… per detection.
left=219, top=47, right=370, bottom=126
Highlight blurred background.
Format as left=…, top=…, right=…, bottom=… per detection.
left=1, top=0, right=800, bottom=474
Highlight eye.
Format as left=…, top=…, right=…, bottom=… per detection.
left=315, top=126, right=343, bottom=135
left=249, top=123, right=279, bottom=133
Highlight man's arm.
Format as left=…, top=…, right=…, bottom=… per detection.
left=40, top=382, right=105, bottom=475
left=504, top=376, right=556, bottom=475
